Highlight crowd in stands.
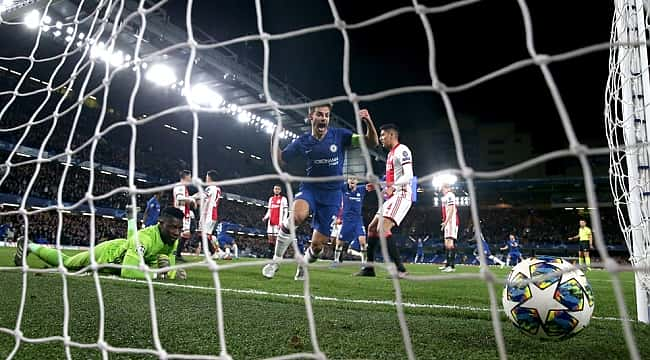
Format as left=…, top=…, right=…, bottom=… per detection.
left=1, top=211, right=126, bottom=246
left=0, top=72, right=280, bottom=200
left=0, top=161, right=133, bottom=209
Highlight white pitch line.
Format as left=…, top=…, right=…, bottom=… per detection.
left=98, top=275, right=629, bottom=322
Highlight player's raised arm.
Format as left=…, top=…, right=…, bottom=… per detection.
left=351, top=109, right=379, bottom=148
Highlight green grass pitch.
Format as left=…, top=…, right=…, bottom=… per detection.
left=0, top=247, right=648, bottom=359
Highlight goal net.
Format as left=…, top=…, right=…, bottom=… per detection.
left=0, top=0, right=647, bottom=359
left=606, top=0, right=650, bottom=324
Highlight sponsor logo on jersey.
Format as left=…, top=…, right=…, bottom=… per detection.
left=313, top=157, right=339, bottom=165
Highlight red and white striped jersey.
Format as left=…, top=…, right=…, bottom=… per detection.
left=265, top=195, right=288, bottom=226
left=441, top=191, right=460, bottom=226
left=385, top=143, right=413, bottom=198
left=199, top=185, right=221, bottom=222
left=173, top=185, right=190, bottom=218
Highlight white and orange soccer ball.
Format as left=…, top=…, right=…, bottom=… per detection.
left=502, top=257, right=594, bottom=339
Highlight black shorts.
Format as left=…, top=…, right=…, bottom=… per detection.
left=579, top=241, right=591, bottom=252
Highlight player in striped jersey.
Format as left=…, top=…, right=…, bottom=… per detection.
left=262, top=185, right=288, bottom=258
left=193, top=170, right=222, bottom=257
left=357, top=123, right=413, bottom=278
left=173, top=170, right=195, bottom=262
left=440, top=183, right=459, bottom=272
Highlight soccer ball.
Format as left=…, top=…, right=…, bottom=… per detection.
left=502, top=256, right=594, bottom=339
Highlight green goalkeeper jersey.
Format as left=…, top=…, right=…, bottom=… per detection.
left=31, top=224, right=179, bottom=280
left=116, top=224, right=179, bottom=279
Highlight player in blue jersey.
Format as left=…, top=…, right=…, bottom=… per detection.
left=473, top=233, right=505, bottom=268
left=331, top=176, right=369, bottom=267
left=500, top=233, right=523, bottom=267
left=142, top=192, right=163, bottom=228
left=215, top=221, right=239, bottom=260
left=262, top=105, right=378, bottom=280
left=409, top=234, right=430, bottom=263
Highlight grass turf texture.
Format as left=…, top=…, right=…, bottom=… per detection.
left=0, top=247, right=648, bottom=359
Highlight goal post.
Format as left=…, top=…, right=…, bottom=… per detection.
left=607, top=0, right=650, bottom=324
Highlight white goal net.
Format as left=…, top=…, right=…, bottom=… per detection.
left=0, top=0, right=647, bottom=359
left=606, top=0, right=650, bottom=324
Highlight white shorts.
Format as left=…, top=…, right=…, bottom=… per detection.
left=182, top=216, right=191, bottom=234
left=267, top=224, right=280, bottom=236
left=380, top=195, right=412, bottom=226
left=200, top=219, right=216, bottom=235
left=444, top=222, right=458, bottom=240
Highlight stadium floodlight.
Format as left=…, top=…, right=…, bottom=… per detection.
left=110, top=51, right=124, bottom=67
left=42, top=15, right=51, bottom=24
left=78, top=32, right=85, bottom=40
left=55, top=21, right=62, bottom=29
left=264, top=125, right=274, bottom=135
left=0, top=0, right=12, bottom=11
left=66, top=26, right=73, bottom=35
left=52, top=30, right=61, bottom=37
left=24, top=10, right=40, bottom=29
left=237, top=111, right=251, bottom=123
left=432, top=173, right=458, bottom=189
left=90, top=41, right=107, bottom=60
left=42, top=25, right=50, bottom=32
left=145, top=64, right=176, bottom=87
left=64, top=35, right=72, bottom=43
left=187, top=83, right=223, bottom=107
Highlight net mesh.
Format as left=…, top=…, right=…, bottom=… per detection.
left=0, top=0, right=646, bottom=359
left=606, top=0, right=650, bottom=295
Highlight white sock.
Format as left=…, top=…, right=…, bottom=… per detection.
left=334, top=244, right=343, bottom=262
left=225, top=248, right=231, bottom=256
left=304, top=247, right=319, bottom=263
left=360, top=244, right=367, bottom=264
left=273, top=227, right=293, bottom=261
left=347, top=249, right=362, bottom=258
left=209, top=235, right=219, bottom=252
left=489, top=255, right=505, bottom=265
left=233, top=244, right=239, bottom=258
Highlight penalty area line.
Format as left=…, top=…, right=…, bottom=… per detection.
left=99, top=275, right=628, bottom=322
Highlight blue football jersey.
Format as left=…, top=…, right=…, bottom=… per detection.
left=216, top=221, right=239, bottom=238
left=282, top=127, right=353, bottom=190
left=507, top=238, right=520, bottom=252
left=341, top=182, right=366, bottom=219
left=143, top=196, right=161, bottom=227
left=479, top=238, right=491, bottom=255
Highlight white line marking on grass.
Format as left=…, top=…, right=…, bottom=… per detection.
left=99, top=275, right=630, bottom=322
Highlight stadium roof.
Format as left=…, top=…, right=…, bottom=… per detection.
left=0, top=0, right=362, bottom=138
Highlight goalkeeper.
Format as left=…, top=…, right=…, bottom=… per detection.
left=14, top=207, right=187, bottom=280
